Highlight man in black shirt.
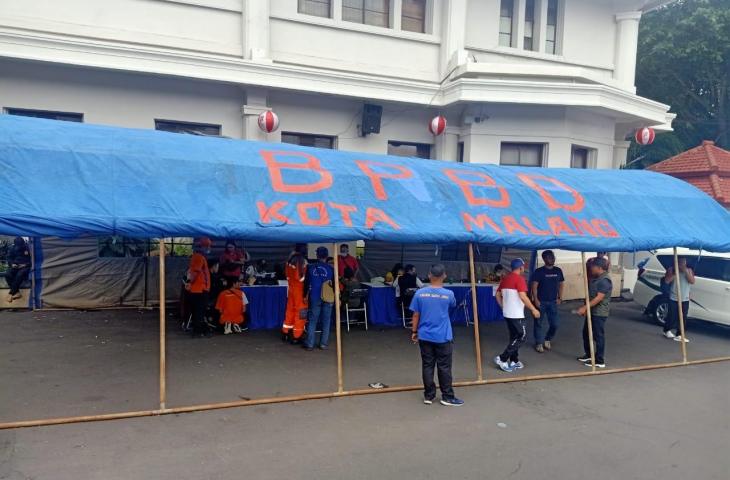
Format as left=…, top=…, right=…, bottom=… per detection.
left=6, top=237, right=31, bottom=303
left=529, top=250, right=564, bottom=353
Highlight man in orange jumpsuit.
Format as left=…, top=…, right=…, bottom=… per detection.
left=186, top=237, right=212, bottom=338
left=282, top=248, right=308, bottom=344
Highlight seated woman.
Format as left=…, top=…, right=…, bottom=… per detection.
left=340, top=267, right=362, bottom=309
left=384, top=263, right=404, bottom=286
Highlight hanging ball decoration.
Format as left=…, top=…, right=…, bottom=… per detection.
left=429, top=115, right=447, bottom=136
left=258, top=110, right=279, bottom=133
left=635, top=127, right=656, bottom=145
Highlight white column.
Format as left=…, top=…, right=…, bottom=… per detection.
left=439, top=0, right=468, bottom=76
left=613, top=11, right=642, bottom=89
left=392, top=0, right=402, bottom=31
left=514, top=0, right=526, bottom=50
left=242, top=0, right=271, bottom=61
left=242, top=87, right=277, bottom=142
left=612, top=140, right=631, bottom=169
left=434, top=129, right=459, bottom=161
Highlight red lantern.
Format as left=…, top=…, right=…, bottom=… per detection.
left=635, top=127, right=655, bottom=145
left=429, top=115, right=447, bottom=136
left=258, top=110, right=279, bottom=133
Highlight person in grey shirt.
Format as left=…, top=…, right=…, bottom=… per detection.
left=662, top=256, right=695, bottom=342
left=576, top=257, right=612, bottom=368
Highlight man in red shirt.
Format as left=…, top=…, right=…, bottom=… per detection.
left=337, top=244, right=359, bottom=278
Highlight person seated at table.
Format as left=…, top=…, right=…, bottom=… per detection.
left=5, top=237, right=31, bottom=303
left=484, top=264, right=505, bottom=283
left=396, top=264, right=423, bottom=313
left=215, top=277, right=249, bottom=335
left=219, top=240, right=248, bottom=284
left=245, top=259, right=269, bottom=285
left=384, top=263, right=404, bottom=286
left=340, top=267, right=362, bottom=309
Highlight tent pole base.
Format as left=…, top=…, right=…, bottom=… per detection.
left=1, top=356, right=728, bottom=430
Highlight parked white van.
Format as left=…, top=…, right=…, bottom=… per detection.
left=633, top=248, right=730, bottom=326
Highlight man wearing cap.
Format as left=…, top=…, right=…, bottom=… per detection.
left=576, top=257, right=612, bottom=368
left=186, top=237, right=212, bottom=338
left=303, top=246, right=335, bottom=351
left=495, top=258, right=540, bottom=372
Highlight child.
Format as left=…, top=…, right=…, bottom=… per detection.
left=215, top=278, right=249, bottom=335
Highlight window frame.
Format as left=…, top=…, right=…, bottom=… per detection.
left=5, top=107, right=83, bottom=123
left=154, top=119, right=222, bottom=136
left=523, top=0, right=536, bottom=51
left=387, top=140, right=432, bottom=159
left=298, top=0, right=333, bottom=18
left=499, top=0, right=515, bottom=47
left=342, top=0, right=391, bottom=28
left=401, top=0, right=427, bottom=34
left=545, top=0, right=561, bottom=55
left=499, top=142, right=546, bottom=167
left=281, top=131, right=337, bottom=149
left=694, top=257, right=730, bottom=282
left=570, top=145, right=596, bottom=169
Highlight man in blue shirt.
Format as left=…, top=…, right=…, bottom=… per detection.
left=410, top=264, right=464, bottom=407
left=529, top=250, right=565, bottom=353
left=303, top=246, right=335, bottom=351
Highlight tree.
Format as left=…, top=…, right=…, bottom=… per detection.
left=629, top=0, right=730, bottom=168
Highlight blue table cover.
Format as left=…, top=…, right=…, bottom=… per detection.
left=242, top=285, right=287, bottom=330
left=364, top=284, right=501, bottom=327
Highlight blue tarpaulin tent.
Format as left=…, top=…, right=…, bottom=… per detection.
left=1, top=114, right=730, bottom=252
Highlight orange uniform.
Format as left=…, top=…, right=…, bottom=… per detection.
left=283, top=262, right=307, bottom=340
left=188, top=252, right=210, bottom=293
left=215, top=288, right=247, bottom=325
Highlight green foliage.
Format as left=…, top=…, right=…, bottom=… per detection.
left=630, top=0, right=730, bottom=168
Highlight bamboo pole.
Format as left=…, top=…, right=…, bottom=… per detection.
left=581, top=252, right=597, bottom=372
left=467, top=243, right=483, bottom=381
left=333, top=244, right=344, bottom=393
left=3, top=356, right=729, bottom=431
left=159, top=238, right=167, bottom=410
left=29, top=237, right=36, bottom=310
left=672, top=247, right=689, bottom=363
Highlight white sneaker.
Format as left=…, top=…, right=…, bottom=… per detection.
left=663, top=330, right=676, bottom=339
left=224, top=323, right=232, bottom=335
left=232, top=324, right=242, bottom=333
left=673, top=336, right=690, bottom=343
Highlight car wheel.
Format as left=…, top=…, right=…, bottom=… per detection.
left=653, top=297, right=669, bottom=326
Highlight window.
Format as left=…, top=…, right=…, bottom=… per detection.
left=388, top=141, right=431, bottom=159
left=155, top=119, right=221, bottom=136
left=343, top=0, right=390, bottom=28
left=694, top=258, right=730, bottom=282
left=298, top=0, right=331, bottom=18
left=98, top=237, right=150, bottom=258
left=6, top=108, right=82, bottom=123
left=282, top=132, right=336, bottom=149
left=402, top=0, right=426, bottom=33
left=500, top=143, right=545, bottom=167
left=546, top=0, right=559, bottom=54
left=523, top=0, right=536, bottom=51
left=571, top=146, right=594, bottom=169
left=457, top=141, right=465, bottom=163
left=499, top=0, right=514, bottom=47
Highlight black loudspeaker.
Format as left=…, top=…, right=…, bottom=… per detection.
left=360, top=104, right=382, bottom=136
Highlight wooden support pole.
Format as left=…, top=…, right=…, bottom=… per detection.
left=333, top=243, right=344, bottom=393
left=467, top=243, right=483, bottom=381
left=29, top=237, right=36, bottom=310
left=672, top=247, right=688, bottom=363
left=3, top=356, right=729, bottom=431
left=159, top=238, right=167, bottom=410
left=581, top=252, right=597, bottom=372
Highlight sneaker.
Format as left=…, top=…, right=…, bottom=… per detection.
left=544, top=340, right=552, bottom=351
left=585, top=361, right=606, bottom=368
left=509, top=361, right=524, bottom=370
left=440, top=398, right=465, bottom=407
left=318, top=345, right=328, bottom=350
left=232, top=324, right=242, bottom=333
left=11, top=293, right=22, bottom=300
left=673, top=336, right=690, bottom=343
left=223, top=324, right=232, bottom=335
left=423, top=398, right=434, bottom=405
left=494, top=355, right=514, bottom=373
left=535, top=344, right=544, bottom=353
left=663, top=330, right=676, bottom=339
left=6, top=294, right=13, bottom=303
left=577, top=355, right=592, bottom=363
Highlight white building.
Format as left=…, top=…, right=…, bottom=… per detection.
left=0, top=0, right=674, bottom=168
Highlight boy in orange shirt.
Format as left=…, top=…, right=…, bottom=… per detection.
left=216, top=278, right=249, bottom=335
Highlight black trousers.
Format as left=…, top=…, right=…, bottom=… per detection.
left=419, top=340, right=454, bottom=401
left=188, top=292, right=210, bottom=336
left=583, top=315, right=607, bottom=364
left=499, top=317, right=526, bottom=363
left=664, top=300, right=689, bottom=335
left=6, top=267, right=30, bottom=295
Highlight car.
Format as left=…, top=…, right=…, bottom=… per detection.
left=633, top=248, right=730, bottom=327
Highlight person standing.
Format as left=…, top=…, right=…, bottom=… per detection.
left=5, top=237, right=31, bottom=303
left=662, top=257, right=694, bottom=343
left=337, top=244, right=359, bottom=278
left=410, top=264, right=463, bottom=406
left=186, top=237, right=212, bottom=338
left=219, top=240, right=247, bottom=284
left=530, top=250, right=565, bottom=353
left=577, top=257, right=612, bottom=368
left=303, top=246, right=335, bottom=351
left=282, top=250, right=308, bottom=344
left=494, top=258, right=540, bottom=373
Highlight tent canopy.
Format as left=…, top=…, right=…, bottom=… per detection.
left=2, top=115, right=730, bottom=252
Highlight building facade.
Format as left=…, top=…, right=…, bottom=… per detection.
left=0, top=0, right=674, bottom=168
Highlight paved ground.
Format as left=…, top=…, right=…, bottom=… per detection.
left=1, top=302, right=729, bottom=479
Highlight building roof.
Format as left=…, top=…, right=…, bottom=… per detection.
left=648, top=141, right=730, bottom=207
